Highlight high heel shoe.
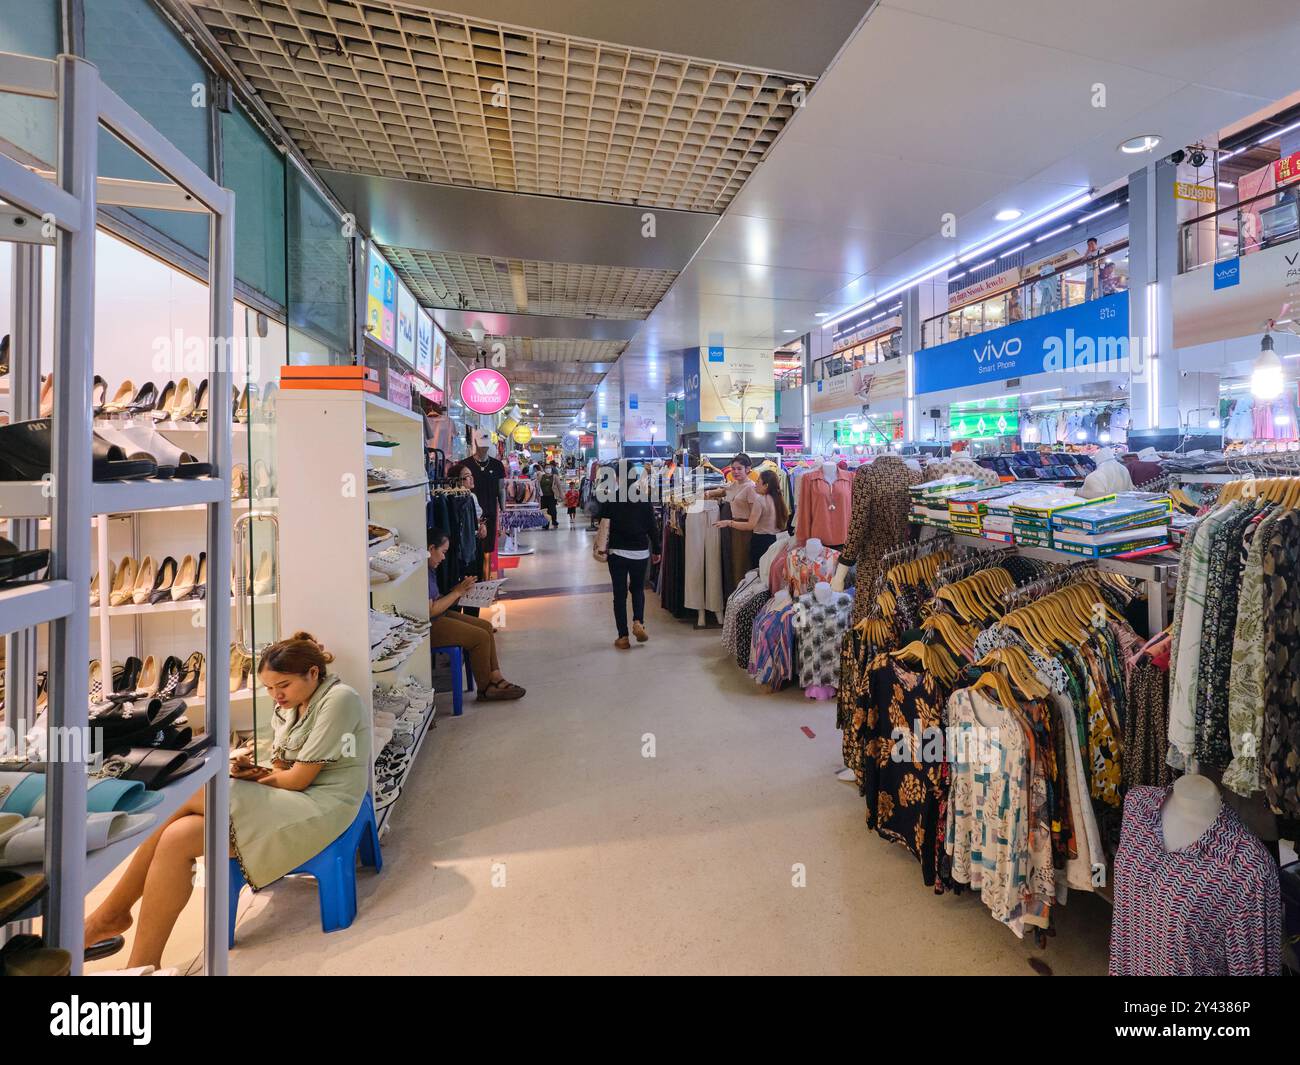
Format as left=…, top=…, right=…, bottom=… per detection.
left=190, top=551, right=207, bottom=601
left=170, top=554, right=196, bottom=601
left=170, top=377, right=195, bottom=422
left=89, top=660, right=104, bottom=703
left=231, top=464, right=248, bottom=502
left=151, top=379, right=176, bottom=422
left=252, top=459, right=273, bottom=500
left=229, top=646, right=248, bottom=693
left=137, top=654, right=159, bottom=696
left=101, top=379, right=134, bottom=415
left=131, top=555, right=155, bottom=606
left=113, top=656, right=142, bottom=694
left=35, top=670, right=48, bottom=711
left=155, top=655, right=183, bottom=699
left=0, top=334, right=8, bottom=378
left=191, top=379, right=209, bottom=423
left=252, top=550, right=275, bottom=596
left=127, top=381, right=159, bottom=416
left=148, top=555, right=177, bottom=604
left=38, top=374, right=53, bottom=418
left=172, top=652, right=204, bottom=699
left=234, top=385, right=249, bottom=424
left=108, top=555, right=137, bottom=608
left=92, top=375, right=107, bottom=413
left=90, top=559, right=115, bottom=608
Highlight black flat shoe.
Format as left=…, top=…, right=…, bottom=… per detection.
left=84, top=935, right=125, bottom=962
left=148, top=555, right=177, bottom=604
left=92, top=374, right=107, bottom=413
left=0, top=418, right=156, bottom=482
left=151, top=379, right=176, bottom=421
left=127, top=380, right=159, bottom=416
left=0, top=537, right=49, bottom=584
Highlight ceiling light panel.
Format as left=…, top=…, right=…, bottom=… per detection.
left=383, top=246, right=676, bottom=319
left=195, top=0, right=807, bottom=211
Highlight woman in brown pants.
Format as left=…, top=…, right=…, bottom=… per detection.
left=427, top=528, right=525, bottom=701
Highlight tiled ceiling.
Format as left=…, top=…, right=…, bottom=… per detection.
left=195, top=0, right=808, bottom=211
left=383, top=246, right=676, bottom=318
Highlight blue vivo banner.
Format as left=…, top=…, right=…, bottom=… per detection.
left=914, top=291, right=1130, bottom=394
left=1213, top=257, right=1240, bottom=289
left=683, top=347, right=702, bottom=425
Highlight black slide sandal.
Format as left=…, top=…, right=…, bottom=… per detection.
left=0, top=538, right=49, bottom=583
left=0, top=418, right=155, bottom=481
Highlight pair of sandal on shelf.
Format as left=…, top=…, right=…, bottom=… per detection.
left=89, top=652, right=204, bottom=707
left=88, top=377, right=260, bottom=424
left=93, top=553, right=207, bottom=608
left=0, top=537, right=49, bottom=586
left=230, top=460, right=275, bottom=501
left=0, top=417, right=211, bottom=482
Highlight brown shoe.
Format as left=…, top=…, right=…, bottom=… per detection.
left=632, top=621, right=648, bottom=643
left=614, top=636, right=631, bottom=650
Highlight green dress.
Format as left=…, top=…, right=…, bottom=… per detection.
left=230, top=674, right=370, bottom=890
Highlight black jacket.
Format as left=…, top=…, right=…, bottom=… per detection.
left=599, top=500, right=660, bottom=553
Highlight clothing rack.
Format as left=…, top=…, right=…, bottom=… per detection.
left=934, top=544, right=1012, bottom=588
left=999, top=561, right=1099, bottom=611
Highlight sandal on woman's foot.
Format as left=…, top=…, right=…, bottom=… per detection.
left=84, top=935, right=126, bottom=962
left=477, top=681, right=525, bottom=701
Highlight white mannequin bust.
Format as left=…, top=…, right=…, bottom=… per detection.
left=1162, top=774, right=1222, bottom=850
left=813, top=580, right=834, bottom=605
left=770, top=588, right=792, bottom=609
left=822, top=461, right=838, bottom=483
left=805, top=537, right=823, bottom=556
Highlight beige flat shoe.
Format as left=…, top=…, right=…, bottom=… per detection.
left=131, top=555, right=155, bottom=606
left=632, top=620, right=648, bottom=643
left=229, top=645, right=248, bottom=693
left=90, top=560, right=114, bottom=608
left=108, top=556, right=136, bottom=608
left=171, top=377, right=195, bottom=421
left=170, top=553, right=197, bottom=601
left=231, top=464, right=248, bottom=502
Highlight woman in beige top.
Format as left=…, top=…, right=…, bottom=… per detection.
left=715, top=470, right=789, bottom=569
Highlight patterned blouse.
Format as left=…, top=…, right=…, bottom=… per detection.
left=1109, top=786, right=1281, bottom=975
left=1261, top=510, right=1300, bottom=819
left=840, top=457, right=922, bottom=623
left=791, top=589, right=854, bottom=689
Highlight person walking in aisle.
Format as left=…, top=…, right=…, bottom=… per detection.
left=83, top=633, right=369, bottom=969
left=427, top=527, right=525, bottom=700
left=713, top=469, right=788, bottom=569
left=564, top=479, right=580, bottom=528
left=539, top=461, right=560, bottom=530
left=593, top=467, right=661, bottom=649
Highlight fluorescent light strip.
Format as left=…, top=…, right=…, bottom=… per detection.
left=969, top=257, right=996, bottom=271
left=1078, top=202, right=1121, bottom=224
left=999, top=241, right=1031, bottom=259
left=956, top=191, right=1092, bottom=264
left=1256, top=117, right=1300, bottom=145
left=948, top=270, right=966, bottom=282
left=1218, top=181, right=1236, bottom=189
left=1020, top=387, right=1062, bottom=397
left=1034, top=224, right=1073, bottom=243
left=821, top=258, right=955, bottom=329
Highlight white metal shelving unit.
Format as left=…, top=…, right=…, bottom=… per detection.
left=277, top=388, right=433, bottom=834
left=0, top=51, right=234, bottom=975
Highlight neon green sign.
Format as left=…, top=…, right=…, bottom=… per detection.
left=949, top=399, right=1019, bottom=441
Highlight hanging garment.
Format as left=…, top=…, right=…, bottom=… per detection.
left=793, top=468, right=852, bottom=546
left=1260, top=509, right=1300, bottom=819
left=840, top=456, right=922, bottom=623
left=748, top=597, right=796, bottom=690
left=1109, top=785, right=1281, bottom=976
left=722, top=570, right=764, bottom=654
left=790, top=589, right=854, bottom=689
left=683, top=500, right=724, bottom=615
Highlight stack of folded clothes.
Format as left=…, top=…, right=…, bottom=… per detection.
left=908, top=477, right=980, bottom=528
left=1007, top=488, right=1104, bottom=548
left=944, top=484, right=1037, bottom=539
left=987, top=450, right=1097, bottom=483
left=1050, top=494, right=1172, bottom=557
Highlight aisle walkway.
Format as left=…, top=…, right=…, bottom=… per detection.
left=230, top=524, right=1112, bottom=975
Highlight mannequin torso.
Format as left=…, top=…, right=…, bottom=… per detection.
left=1161, top=774, right=1222, bottom=850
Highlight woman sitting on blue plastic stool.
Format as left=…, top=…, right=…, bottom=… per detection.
left=84, top=632, right=369, bottom=969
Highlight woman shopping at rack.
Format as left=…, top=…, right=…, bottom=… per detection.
left=714, top=469, right=788, bottom=569
left=83, top=633, right=369, bottom=970
left=426, top=527, right=526, bottom=700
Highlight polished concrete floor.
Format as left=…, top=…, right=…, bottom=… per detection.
left=228, top=522, right=1113, bottom=975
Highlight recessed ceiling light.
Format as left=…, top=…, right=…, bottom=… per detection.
left=994, top=208, right=1022, bottom=222
left=1119, top=134, right=1161, bottom=154
left=783, top=329, right=796, bottom=334
left=813, top=312, right=830, bottom=318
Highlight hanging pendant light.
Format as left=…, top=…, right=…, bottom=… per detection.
left=1251, top=333, right=1284, bottom=400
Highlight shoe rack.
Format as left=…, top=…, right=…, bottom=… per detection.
left=0, top=54, right=234, bottom=975
left=277, top=387, right=434, bottom=832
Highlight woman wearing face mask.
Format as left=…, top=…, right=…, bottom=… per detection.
left=714, top=469, right=788, bottom=568
left=83, top=632, right=368, bottom=969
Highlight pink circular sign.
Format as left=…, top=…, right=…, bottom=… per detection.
left=460, top=368, right=511, bottom=415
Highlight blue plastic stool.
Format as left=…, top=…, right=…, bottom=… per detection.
left=228, top=792, right=382, bottom=947
left=431, top=645, right=475, bottom=716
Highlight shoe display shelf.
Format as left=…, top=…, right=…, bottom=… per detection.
left=0, top=53, right=233, bottom=974
left=278, top=388, right=434, bottom=835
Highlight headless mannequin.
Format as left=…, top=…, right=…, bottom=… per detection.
left=822, top=461, right=838, bottom=483
left=770, top=588, right=792, bottom=609
left=1162, top=774, right=1222, bottom=850
left=813, top=579, right=834, bottom=606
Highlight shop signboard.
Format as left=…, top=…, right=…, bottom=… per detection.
left=914, top=291, right=1130, bottom=394
left=1213, top=257, right=1240, bottom=289
left=396, top=283, right=416, bottom=363
left=833, top=414, right=899, bottom=446
left=430, top=320, right=448, bottom=391
left=623, top=393, right=665, bottom=444
left=460, top=367, right=511, bottom=416
left=364, top=243, right=396, bottom=350
left=1275, top=150, right=1300, bottom=186
left=680, top=345, right=774, bottom=428
left=1174, top=181, right=1216, bottom=203
left=950, top=398, right=1019, bottom=440
left=415, top=306, right=433, bottom=379
left=513, top=425, right=533, bottom=444
left=387, top=369, right=411, bottom=409
left=811, top=359, right=905, bottom=415
left=1174, top=240, right=1300, bottom=347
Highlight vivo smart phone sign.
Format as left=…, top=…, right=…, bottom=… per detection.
left=460, top=367, right=511, bottom=415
